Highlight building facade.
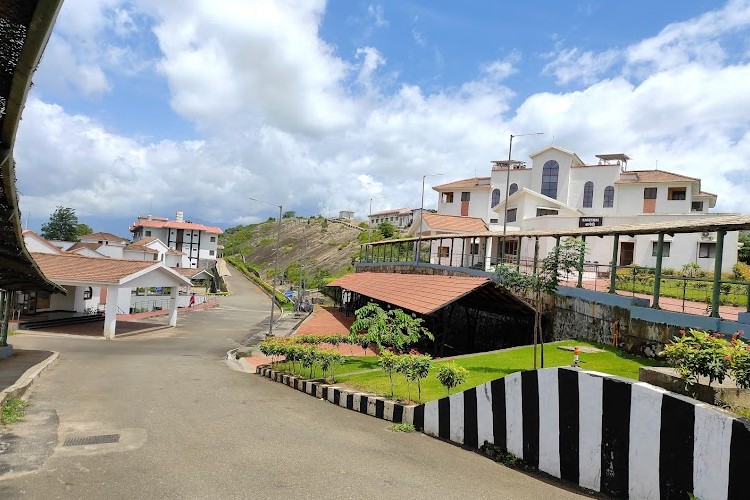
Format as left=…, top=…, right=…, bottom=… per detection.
left=129, top=212, right=222, bottom=268
left=431, top=146, right=738, bottom=272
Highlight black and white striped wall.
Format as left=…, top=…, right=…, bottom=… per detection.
left=257, top=366, right=416, bottom=423
left=414, top=367, right=750, bottom=500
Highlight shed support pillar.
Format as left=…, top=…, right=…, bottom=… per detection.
left=484, top=237, right=493, bottom=271
left=169, top=286, right=179, bottom=327
left=103, top=286, right=119, bottom=339
left=609, top=234, right=620, bottom=294
left=652, top=233, right=665, bottom=309
left=577, top=236, right=586, bottom=288
left=710, top=229, right=727, bottom=318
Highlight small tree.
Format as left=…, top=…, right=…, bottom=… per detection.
left=377, top=221, right=397, bottom=238
left=73, top=223, right=93, bottom=240
left=402, top=354, right=432, bottom=403
left=349, top=303, right=434, bottom=353
left=379, top=351, right=399, bottom=397
left=283, top=210, right=296, bottom=219
left=436, top=363, right=468, bottom=397
left=495, top=238, right=585, bottom=368
left=41, top=206, right=79, bottom=241
left=319, top=350, right=343, bottom=382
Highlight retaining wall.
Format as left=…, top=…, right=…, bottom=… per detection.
left=416, top=367, right=750, bottom=500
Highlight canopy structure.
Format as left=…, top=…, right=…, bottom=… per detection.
left=328, top=272, right=532, bottom=316
left=1, top=0, right=65, bottom=292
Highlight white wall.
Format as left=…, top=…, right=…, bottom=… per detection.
left=23, top=235, right=60, bottom=254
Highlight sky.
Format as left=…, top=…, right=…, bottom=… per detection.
left=14, top=0, right=750, bottom=235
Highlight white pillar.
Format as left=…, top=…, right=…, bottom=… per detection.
left=169, top=286, right=178, bottom=327
left=103, top=285, right=119, bottom=339
left=484, top=237, right=494, bottom=270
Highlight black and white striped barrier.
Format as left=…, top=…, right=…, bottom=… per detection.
left=257, top=366, right=417, bottom=423
left=414, top=367, right=750, bottom=500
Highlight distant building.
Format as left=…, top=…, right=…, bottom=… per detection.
left=129, top=212, right=223, bottom=268
left=338, top=210, right=355, bottom=220
left=369, top=208, right=422, bottom=229
left=429, top=146, right=737, bottom=272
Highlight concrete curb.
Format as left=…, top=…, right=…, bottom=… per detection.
left=257, top=364, right=418, bottom=425
left=0, top=351, right=60, bottom=407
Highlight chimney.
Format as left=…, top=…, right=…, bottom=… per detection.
left=175, top=211, right=184, bottom=222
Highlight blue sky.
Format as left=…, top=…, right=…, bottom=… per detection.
left=14, top=0, right=750, bottom=235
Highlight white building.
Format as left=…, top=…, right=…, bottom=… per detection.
left=430, top=146, right=738, bottom=272
left=129, top=212, right=222, bottom=268
left=369, top=208, right=422, bottom=229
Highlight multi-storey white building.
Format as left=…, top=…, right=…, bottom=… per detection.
left=431, top=146, right=738, bottom=272
left=369, top=208, right=423, bottom=229
left=129, top=212, right=222, bottom=269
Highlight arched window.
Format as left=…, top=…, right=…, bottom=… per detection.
left=603, top=186, right=615, bottom=207
left=583, top=181, right=594, bottom=208
left=509, top=183, right=518, bottom=196
left=541, top=160, right=559, bottom=199
left=491, top=188, right=501, bottom=207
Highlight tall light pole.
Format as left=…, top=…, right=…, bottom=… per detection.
left=249, top=197, right=282, bottom=336
left=416, top=173, right=442, bottom=264
left=500, top=132, right=544, bottom=264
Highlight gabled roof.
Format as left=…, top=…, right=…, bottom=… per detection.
left=130, top=218, right=223, bottom=234
left=31, top=253, right=191, bottom=286
left=529, top=145, right=585, bottom=166
left=124, top=243, right=159, bottom=254
left=420, top=213, right=488, bottom=233
left=173, top=267, right=213, bottom=280
left=79, top=232, right=129, bottom=243
left=67, top=242, right=103, bottom=253
left=22, top=230, right=63, bottom=254
left=432, top=177, right=491, bottom=191
left=491, top=187, right=583, bottom=215
left=329, top=273, right=490, bottom=315
left=615, top=169, right=700, bottom=184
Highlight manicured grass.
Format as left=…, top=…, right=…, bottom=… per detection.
left=272, top=356, right=380, bottom=380
left=335, top=340, right=664, bottom=404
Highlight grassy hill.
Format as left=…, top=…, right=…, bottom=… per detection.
left=221, top=217, right=368, bottom=287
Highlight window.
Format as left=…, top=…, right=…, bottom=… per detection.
left=153, top=254, right=158, bottom=261
left=536, top=208, right=558, bottom=217
left=491, top=188, right=501, bottom=207
left=668, top=187, right=686, bottom=200
left=699, top=243, right=716, bottom=258
left=691, top=201, right=704, bottom=212
left=489, top=218, right=499, bottom=223
left=582, top=181, right=594, bottom=208
left=442, top=192, right=454, bottom=203
left=145, top=230, right=151, bottom=237
left=506, top=208, right=517, bottom=223
left=603, top=186, right=615, bottom=208
left=509, top=183, right=519, bottom=196
left=461, top=192, right=471, bottom=202
left=644, top=187, right=658, bottom=199
left=651, top=241, right=671, bottom=257
left=438, top=246, right=450, bottom=258
left=210, top=236, right=216, bottom=242
left=209, top=250, right=215, bottom=256
left=469, top=243, right=480, bottom=255
left=541, top=160, right=559, bottom=199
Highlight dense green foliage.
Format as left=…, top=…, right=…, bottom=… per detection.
left=349, top=302, right=434, bottom=352
left=436, top=363, right=469, bottom=396
left=41, top=206, right=81, bottom=241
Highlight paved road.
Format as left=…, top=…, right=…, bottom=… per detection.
left=0, top=272, right=588, bottom=499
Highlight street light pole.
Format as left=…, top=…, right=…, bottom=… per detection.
left=500, top=132, right=544, bottom=264
left=416, top=173, right=442, bottom=264
left=250, top=197, right=282, bottom=336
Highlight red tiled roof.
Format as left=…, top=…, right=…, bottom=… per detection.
left=124, top=243, right=159, bottom=254
left=328, top=272, right=490, bottom=314
left=32, top=253, right=157, bottom=283
left=615, top=169, right=699, bottom=184
left=79, top=232, right=129, bottom=243
left=433, top=177, right=491, bottom=191
left=133, top=236, right=158, bottom=245
left=130, top=219, right=223, bottom=234
left=66, top=242, right=104, bottom=253
left=698, top=190, right=717, bottom=197
left=421, top=213, right=488, bottom=233
left=173, top=267, right=212, bottom=278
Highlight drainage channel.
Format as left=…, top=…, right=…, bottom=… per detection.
left=63, top=434, right=121, bottom=447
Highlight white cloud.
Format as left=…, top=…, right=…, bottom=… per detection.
left=367, top=4, right=388, bottom=28
left=14, top=0, right=750, bottom=229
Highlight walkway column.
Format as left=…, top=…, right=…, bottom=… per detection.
left=0, top=291, right=10, bottom=347
left=577, top=235, right=586, bottom=288
left=609, top=234, right=620, bottom=293
left=516, top=237, right=522, bottom=271
left=484, top=236, right=493, bottom=270
left=103, top=285, right=119, bottom=339
left=169, top=286, right=179, bottom=327
left=710, top=229, right=727, bottom=318
left=533, top=237, right=539, bottom=276
left=652, top=233, right=665, bottom=309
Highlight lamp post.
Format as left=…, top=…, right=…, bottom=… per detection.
left=416, top=173, right=442, bottom=264
left=249, top=197, right=282, bottom=336
left=367, top=196, right=385, bottom=254
left=500, top=132, right=544, bottom=264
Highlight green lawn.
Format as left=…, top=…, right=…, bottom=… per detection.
left=332, top=340, right=664, bottom=404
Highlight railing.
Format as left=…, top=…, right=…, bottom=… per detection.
left=359, top=246, right=750, bottom=321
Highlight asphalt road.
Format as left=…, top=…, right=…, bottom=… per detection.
left=0, top=271, right=589, bottom=499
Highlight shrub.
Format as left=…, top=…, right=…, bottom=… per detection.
left=733, top=262, right=750, bottom=281
left=436, top=363, right=468, bottom=396
left=728, top=331, right=750, bottom=389
left=318, top=350, right=343, bottom=382
left=402, top=354, right=432, bottom=403
left=661, top=329, right=730, bottom=387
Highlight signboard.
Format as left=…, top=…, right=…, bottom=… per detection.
left=578, top=216, right=603, bottom=227
left=283, top=291, right=294, bottom=299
